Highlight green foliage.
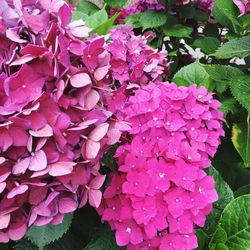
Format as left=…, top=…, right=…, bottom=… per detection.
left=193, top=37, right=220, bottom=54
left=105, top=0, right=127, bottom=8
left=230, top=75, right=250, bottom=113
left=219, top=98, right=236, bottom=117
left=72, top=11, right=88, bottom=22
left=14, top=239, right=37, bottom=250
left=26, top=214, right=73, bottom=249
left=163, top=24, right=193, bottom=38
left=125, top=13, right=143, bottom=28
left=173, top=61, right=209, bottom=86
left=196, top=229, right=208, bottom=250
left=83, top=226, right=123, bottom=250
left=204, top=167, right=234, bottom=234
left=232, top=120, right=250, bottom=167
left=210, top=195, right=250, bottom=250
left=101, top=144, right=119, bottom=170
left=77, top=1, right=100, bottom=15
left=85, top=6, right=108, bottom=29
left=212, top=0, right=241, bottom=33
left=139, top=11, right=167, bottom=30
left=234, top=184, right=250, bottom=197
left=209, top=225, right=228, bottom=250
left=204, top=65, right=243, bottom=93
left=90, top=13, right=119, bottom=35
left=212, top=35, right=250, bottom=59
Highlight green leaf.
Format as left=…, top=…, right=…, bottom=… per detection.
left=232, top=120, right=250, bottom=167
left=105, top=0, right=127, bottom=8
left=91, top=13, right=119, bottom=35
left=212, top=35, right=250, bottom=59
left=83, top=226, right=123, bottom=250
left=178, top=4, right=196, bottom=19
left=77, top=1, right=100, bottom=15
left=85, top=6, right=108, bottom=29
left=139, top=11, right=167, bottom=30
left=101, top=144, right=118, bottom=170
left=234, top=184, right=250, bottom=198
left=212, top=0, right=241, bottom=33
left=230, top=75, right=250, bottom=113
left=125, top=13, right=143, bottom=29
left=219, top=98, right=236, bottom=117
left=72, top=11, right=88, bottom=22
left=204, top=65, right=243, bottom=93
left=209, top=225, right=228, bottom=250
left=163, top=24, right=193, bottom=38
left=173, top=61, right=209, bottom=86
left=26, top=214, right=73, bottom=248
left=14, top=239, right=37, bottom=250
left=204, top=167, right=234, bottom=234
left=195, top=229, right=208, bottom=250
left=193, top=37, right=220, bottom=54
left=213, top=195, right=250, bottom=250
left=45, top=231, right=83, bottom=250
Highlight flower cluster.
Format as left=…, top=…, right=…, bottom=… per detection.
left=0, top=0, right=170, bottom=241
left=233, top=0, right=250, bottom=15
left=110, top=0, right=165, bottom=24
left=99, top=82, right=224, bottom=249
left=108, top=26, right=169, bottom=85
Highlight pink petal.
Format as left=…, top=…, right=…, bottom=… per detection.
left=70, top=72, right=92, bottom=88
left=88, top=189, right=102, bottom=208
left=0, top=157, right=6, bottom=165
left=12, top=157, right=30, bottom=175
left=6, top=29, right=27, bottom=43
left=89, top=175, right=106, bottom=189
left=79, top=190, right=88, bottom=208
left=58, top=197, right=78, bottom=213
left=29, top=124, right=53, bottom=137
left=10, top=54, right=36, bottom=66
left=29, top=150, right=47, bottom=171
left=8, top=223, right=27, bottom=241
left=116, top=230, right=130, bottom=246
left=51, top=214, right=64, bottom=225
left=0, top=232, right=9, bottom=243
left=58, top=3, right=72, bottom=27
left=48, top=162, right=75, bottom=176
left=0, top=214, right=10, bottom=229
left=85, top=89, right=100, bottom=110
left=94, top=65, right=110, bottom=81
left=89, top=123, right=109, bottom=141
left=114, top=121, right=131, bottom=131
left=0, top=182, right=6, bottom=193
left=7, top=185, right=29, bottom=199
left=85, top=140, right=100, bottom=159
left=107, top=127, right=121, bottom=145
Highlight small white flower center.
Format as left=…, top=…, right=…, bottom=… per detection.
left=126, top=227, right=132, bottom=233
left=159, top=173, right=165, bottom=179
left=198, top=187, right=204, bottom=193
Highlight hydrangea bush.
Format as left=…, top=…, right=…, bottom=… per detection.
left=0, top=0, right=250, bottom=249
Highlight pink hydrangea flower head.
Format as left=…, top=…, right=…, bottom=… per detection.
left=100, top=82, right=224, bottom=249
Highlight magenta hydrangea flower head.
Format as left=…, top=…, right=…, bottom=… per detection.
left=0, top=0, right=135, bottom=242
left=99, top=82, right=224, bottom=249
